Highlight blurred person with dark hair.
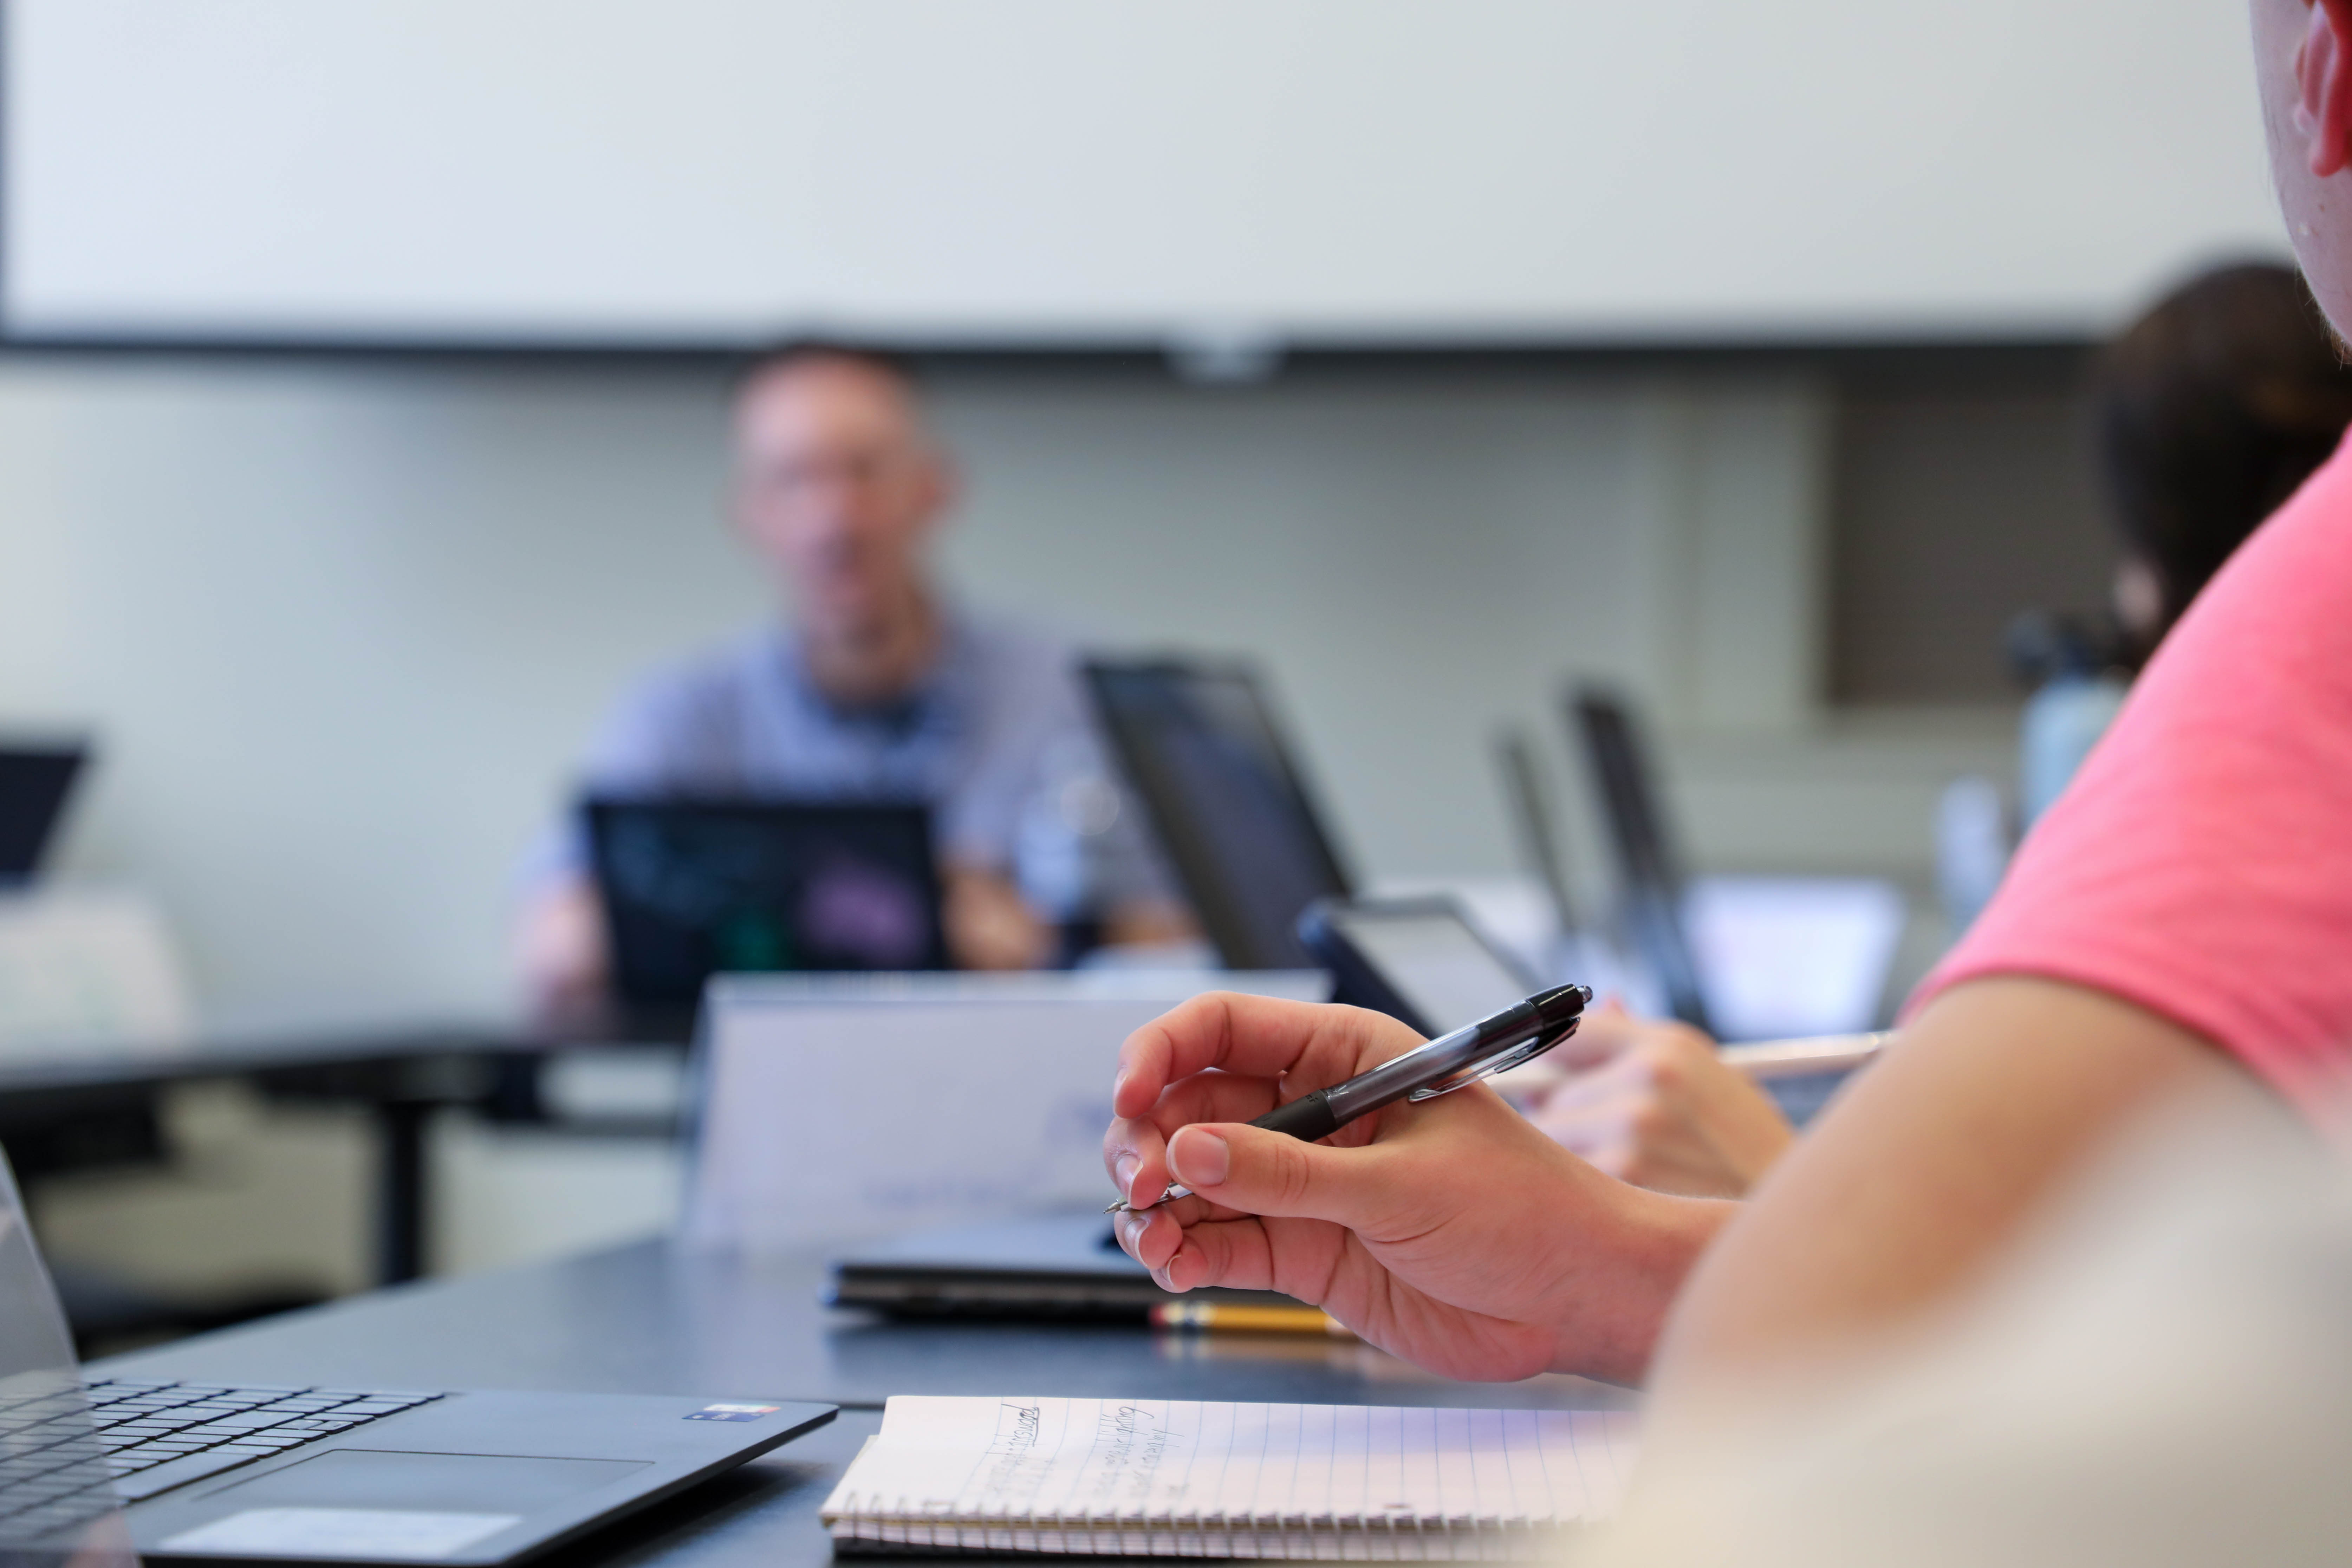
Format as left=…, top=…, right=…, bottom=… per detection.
left=2099, top=260, right=2352, bottom=657
left=2020, top=260, right=2352, bottom=823
left=519, top=346, right=1190, bottom=1011
left=1543, top=261, right=2352, bottom=1206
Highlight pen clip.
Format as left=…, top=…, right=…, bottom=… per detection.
left=1405, top=1020, right=1578, bottom=1101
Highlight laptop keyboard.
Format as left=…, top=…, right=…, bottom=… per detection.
left=0, top=1377, right=448, bottom=1538
left=0, top=1384, right=118, bottom=1542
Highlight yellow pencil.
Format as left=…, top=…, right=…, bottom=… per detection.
left=1150, top=1302, right=1354, bottom=1336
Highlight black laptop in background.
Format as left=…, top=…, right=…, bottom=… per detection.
left=585, top=800, right=948, bottom=1016
left=0, top=743, right=87, bottom=885
left=1082, top=658, right=1354, bottom=970
left=1565, top=688, right=1715, bottom=1033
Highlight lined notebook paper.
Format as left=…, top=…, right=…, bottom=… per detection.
left=819, top=1395, right=1640, bottom=1559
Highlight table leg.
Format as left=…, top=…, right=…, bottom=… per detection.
left=375, top=1101, right=430, bottom=1285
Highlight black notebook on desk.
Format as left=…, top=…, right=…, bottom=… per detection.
left=830, top=1212, right=1299, bottom=1321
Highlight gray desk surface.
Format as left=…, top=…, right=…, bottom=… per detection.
left=95, top=1239, right=1636, bottom=1568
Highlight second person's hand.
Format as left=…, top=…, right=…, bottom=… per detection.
left=1527, top=1003, right=1797, bottom=1198
left=1101, top=992, right=1734, bottom=1385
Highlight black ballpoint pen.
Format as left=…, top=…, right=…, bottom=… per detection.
left=1108, top=982, right=1593, bottom=1213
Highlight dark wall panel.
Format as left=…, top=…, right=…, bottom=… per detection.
left=1829, top=387, right=2114, bottom=704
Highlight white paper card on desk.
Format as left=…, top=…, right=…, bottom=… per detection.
left=819, top=1394, right=1639, bottom=1559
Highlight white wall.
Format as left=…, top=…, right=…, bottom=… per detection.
left=13, top=1, right=2279, bottom=343
left=0, top=357, right=757, bottom=1011
left=0, top=355, right=2009, bottom=1014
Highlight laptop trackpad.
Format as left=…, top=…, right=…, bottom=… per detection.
left=203, top=1449, right=648, bottom=1512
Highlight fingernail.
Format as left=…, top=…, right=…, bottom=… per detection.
left=1112, top=1069, right=1130, bottom=1102
left=1162, top=1247, right=1194, bottom=1293
left=1169, top=1128, right=1230, bottom=1188
left=1114, top=1153, right=1138, bottom=1194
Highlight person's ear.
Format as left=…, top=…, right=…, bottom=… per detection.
left=2299, top=0, right=2352, bottom=176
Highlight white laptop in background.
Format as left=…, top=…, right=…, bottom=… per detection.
left=680, top=970, right=1328, bottom=1254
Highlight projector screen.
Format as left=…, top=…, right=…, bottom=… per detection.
left=2, top=0, right=2292, bottom=351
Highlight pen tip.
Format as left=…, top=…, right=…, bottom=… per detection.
left=1103, top=1201, right=1126, bottom=1214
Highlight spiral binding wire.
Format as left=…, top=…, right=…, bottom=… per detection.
left=825, top=1488, right=1573, bottom=1559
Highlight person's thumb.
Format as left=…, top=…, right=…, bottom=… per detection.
left=1168, top=1122, right=1391, bottom=1226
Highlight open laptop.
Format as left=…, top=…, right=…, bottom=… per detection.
left=1082, top=658, right=1353, bottom=970
left=682, top=970, right=1329, bottom=1256
left=0, top=745, right=86, bottom=885
left=0, top=1151, right=833, bottom=1566
left=678, top=971, right=1327, bottom=1315
left=1296, top=895, right=1881, bottom=1123
left=1494, top=728, right=1580, bottom=942
left=1564, top=688, right=1716, bottom=1033
left=585, top=799, right=946, bottom=1018
left=1295, top=895, right=1539, bottom=1038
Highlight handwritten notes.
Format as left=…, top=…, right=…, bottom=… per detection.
left=821, top=1395, right=1639, bottom=1558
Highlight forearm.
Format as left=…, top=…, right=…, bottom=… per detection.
left=940, top=864, right=1052, bottom=970
left=515, top=874, right=608, bottom=1015
left=1645, top=977, right=2263, bottom=1405
left=1101, top=898, right=1200, bottom=948
left=1549, top=1186, right=1737, bottom=1385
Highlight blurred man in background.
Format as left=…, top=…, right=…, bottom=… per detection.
left=519, top=346, right=1190, bottom=1012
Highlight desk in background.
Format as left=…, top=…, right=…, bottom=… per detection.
left=0, top=1010, right=692, bottom=1290
left=97, top=1239, right=1633, bottom=1568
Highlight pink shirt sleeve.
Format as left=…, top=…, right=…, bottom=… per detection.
left=1909, top=433, right=2352, bottom=1118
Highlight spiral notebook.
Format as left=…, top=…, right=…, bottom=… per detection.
left=820, top=1395, right=1639, bottom=1559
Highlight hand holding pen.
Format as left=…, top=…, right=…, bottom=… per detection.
left=1099, top=987, right=1703, bottom=1386
left=1109, top=984, right=1591, bottom=1211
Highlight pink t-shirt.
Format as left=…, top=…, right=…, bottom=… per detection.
left=1911, top=432, right=2352, bottom=1116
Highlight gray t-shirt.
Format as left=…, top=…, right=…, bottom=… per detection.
left=550, top=615, right=1171, bottom=919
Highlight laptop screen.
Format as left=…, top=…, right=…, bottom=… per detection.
left=1319, top=903, right=1535, bottom=1037
left=1568, top=689, right=1713, bottom=1033
left=586, top=799, right=948, bottom=1007
left=1083, top=660, right=1352, bottom=971
left=0, top=1154, right=137, bottom=1565
left=0, top=748, right=86, bottom=886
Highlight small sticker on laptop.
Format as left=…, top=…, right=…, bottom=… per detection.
left=686, top=1403, right=782, bottom=1422
left=162, top=1508, right=521, bottom=1560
